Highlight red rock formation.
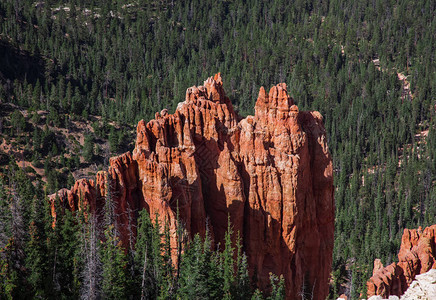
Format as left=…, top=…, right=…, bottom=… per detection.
left=50, top=74, right=334, bottom=299
left=49, top=177, right=102, bottom=225
left=49, top=152, right=143, bottom=246
left=367, top=224, right=436, bottom=297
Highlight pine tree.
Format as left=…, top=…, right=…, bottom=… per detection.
left=0, top=239, right=18, bottom=299
left=134, top=209, right=162, bottom=300
left=268, top=274, right=285, bottom=300
left=25, top=195, right=52, bottom=298
left=203, top=229, right=224, bottom=300
left=177, top=234, right=209, bottom=299
left=233, top=232, right=251, bottom=299
left=101, top=224, right=128, bottom=299
left=158, top=221, right=175, bottom=299
left=109, top=126, right=119, bottom=154
left=83, top=134, right=94, bottom=162
left=0, top=177, right=18, bottom=299
left=222, top=219, right=235, bottom=300
left=251, top=289, right=264, bottom=300
left=10, top=110, right=26, bottom=136
left=0, top=170, right=31, bottom=298
left=50, top=205, right=82, bottom=298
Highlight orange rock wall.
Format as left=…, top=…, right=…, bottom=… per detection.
left=50, top=74, right=334, bottom=299
left=367, top=224, right=436, bottom=297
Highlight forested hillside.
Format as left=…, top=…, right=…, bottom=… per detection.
left=0, top=0, right=435, bottom=298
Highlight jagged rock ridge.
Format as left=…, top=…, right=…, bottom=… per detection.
left=367, top=224, right=436, bottom=298
left=50, top=74, right=334, bottom=299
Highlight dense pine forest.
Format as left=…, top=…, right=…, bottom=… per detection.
left=0, top=0, right=435, bottom=298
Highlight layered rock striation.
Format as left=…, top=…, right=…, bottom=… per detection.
left=367, top=225, right=436, bottom=297
left=50, top=74, right=334, bottom=299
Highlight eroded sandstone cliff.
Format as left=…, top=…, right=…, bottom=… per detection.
left=50, top=74, right=334, bottom=299
left=367, top=224, right=436, bottom=297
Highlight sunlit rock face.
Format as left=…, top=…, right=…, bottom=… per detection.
left=50, top=74, right=334, bottom=299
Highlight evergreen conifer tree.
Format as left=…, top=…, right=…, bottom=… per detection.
left=101, top=224, right=128, bottom=299
left=25, top=195, right=52, bottom=298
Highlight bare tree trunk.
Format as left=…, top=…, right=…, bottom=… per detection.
left=10, top=182, right=25, bottom=261
left=53, top=246, right=59, bottom=291
left=140, top=246, right=147, bottom=300
left=80, top=215, right=101, bottom=300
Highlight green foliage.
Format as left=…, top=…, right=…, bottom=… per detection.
left=222, top=222, right=235, bottom=299
left=10, top=110, right=26, bottom=135
left=0, top=177, right=18, bottom=299
left=177, top=234, right=221, bottom=299
left=158, top=221, right=176, bottom=299
left=234, top=234, right=251, bottom=299
left=83, top=134, right=94, bottom=162
left=109, top=127, right=119, bottom=154
left=178, top=219, right=254, bottom=299
left=268, top=274, right=285, bottom=300
left=51, top=208, right=82, bottom=298
left=101, top=225, right=129, bottom=299
left=251, top=289, right=264, bottom=300
left=0, top=241, right=18, bottom=300
left=134, top=210, right=162, bottom=299
left=25, top=195, right=53, bottom=298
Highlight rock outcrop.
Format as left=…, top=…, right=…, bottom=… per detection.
left=400, top=268, right=436, bottom=299
left=367, top=225, right=436, bottom=297
left=50, top=74, right=334, bottom=299
left=49, top=152, right=143, bottom=246
left=368, top=269, right=436, bottom=300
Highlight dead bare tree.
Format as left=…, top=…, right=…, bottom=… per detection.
left=0, top=184, right=11, bottom=251
left=126, top=201, right=137, bottom=294
left=104, top=172, right=117, bottom=231
left=80, top=214, right=102, bottom=300
left=8, top=181, right=25, bottom=269
left=140, top=245, right=148, bottom=300
left=298, top=275, right=315, bottom=300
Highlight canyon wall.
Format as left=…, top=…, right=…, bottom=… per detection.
left=367, top=224, right=436, bottom=297
left=50, top=74, right=334, bottom=299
